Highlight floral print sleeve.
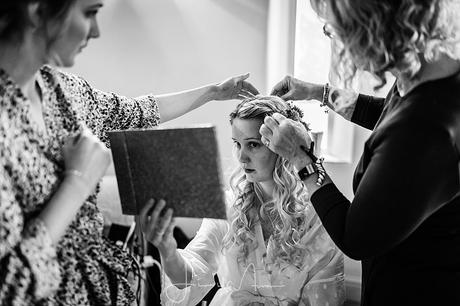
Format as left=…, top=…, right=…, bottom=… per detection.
left=0, top=161, right=61, bottom=303
left=47, top=66, right=161, bottom=144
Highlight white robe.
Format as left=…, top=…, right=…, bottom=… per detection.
left=161, top=202, right=345, bottom=306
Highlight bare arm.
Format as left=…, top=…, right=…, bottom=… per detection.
left=156, top=73, right=259, bottom=123
left=140, top=200, right=192, bottom=288
left=55, top=69, right=258, bottom=142
left=156, top=84, right=219, bottom=124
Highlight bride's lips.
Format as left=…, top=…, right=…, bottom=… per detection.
left=244, top=169, right=255, bottom=173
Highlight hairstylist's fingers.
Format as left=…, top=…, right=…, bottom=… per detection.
left=281, top=90, right=296, bottom=101
left=271, top=112, right=288, bottom=123
left=259, top=123, right=273, bottom=140
left=270, top=76, right=290, bottom=96
left=263, top=115, right=280, bottom=131
left=270, top=84, right=285, bottom=97
left=260, top=136, right=271, bottom=149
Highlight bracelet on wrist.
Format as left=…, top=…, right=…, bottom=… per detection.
left=65, top=169, right=84, bottom=178
left=297, top=143, right=327, bottom=186
left=64, top=169, right=89, bottom=189
left=320, top=83, right=330, bottom=113
left=314, top=157, right=326, bottom=187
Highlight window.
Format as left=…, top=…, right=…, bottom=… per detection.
left=267, top=0, right=393, bottom=162
left=293, top=0, right=353, bottom=162
left=294, top=0, right=329, bottom=133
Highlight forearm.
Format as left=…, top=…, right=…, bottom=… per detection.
left=156, top=84, right=219, bottom=123
left=161, top=249, right=193, bottom=289
left=38, top=176, right=92, bottom=244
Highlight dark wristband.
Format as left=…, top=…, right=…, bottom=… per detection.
left=298, top=163, right=316, bottom=181
left=297, top=142, right=326, bottom=186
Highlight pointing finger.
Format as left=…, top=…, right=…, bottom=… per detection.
left=263, top=115, right=280, bottom=131
left=281, top=90, right=296, bottom=101
left=259, top=123, right=273, bottom=139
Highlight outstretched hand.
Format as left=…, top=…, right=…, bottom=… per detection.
left=214, top=73, right=259, bottom=101
left=259, top=113, right=313, bottom=169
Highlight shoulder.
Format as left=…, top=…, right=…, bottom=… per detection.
left=371, top=85, right=459, bottom=154
left=40, top=65, right=92, bottom=95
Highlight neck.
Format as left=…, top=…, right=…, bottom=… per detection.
left=255, top=181, right=275, bottom=203
left=395, top=54, right=460, bottom=96
left=0, top=33, right=47, bottom=94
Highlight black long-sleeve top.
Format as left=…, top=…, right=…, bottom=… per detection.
left=311, top=73, right=460, bottom=306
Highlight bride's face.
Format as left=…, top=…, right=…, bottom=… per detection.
left=232, top=118, right=277, bottom=184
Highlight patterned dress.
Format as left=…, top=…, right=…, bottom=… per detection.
left=0, top=65, right=160, bottom=305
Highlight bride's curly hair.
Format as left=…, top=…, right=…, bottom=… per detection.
left=310, top=0, right=460, bottom=89
left=223, top=96, right=311, bottom=270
